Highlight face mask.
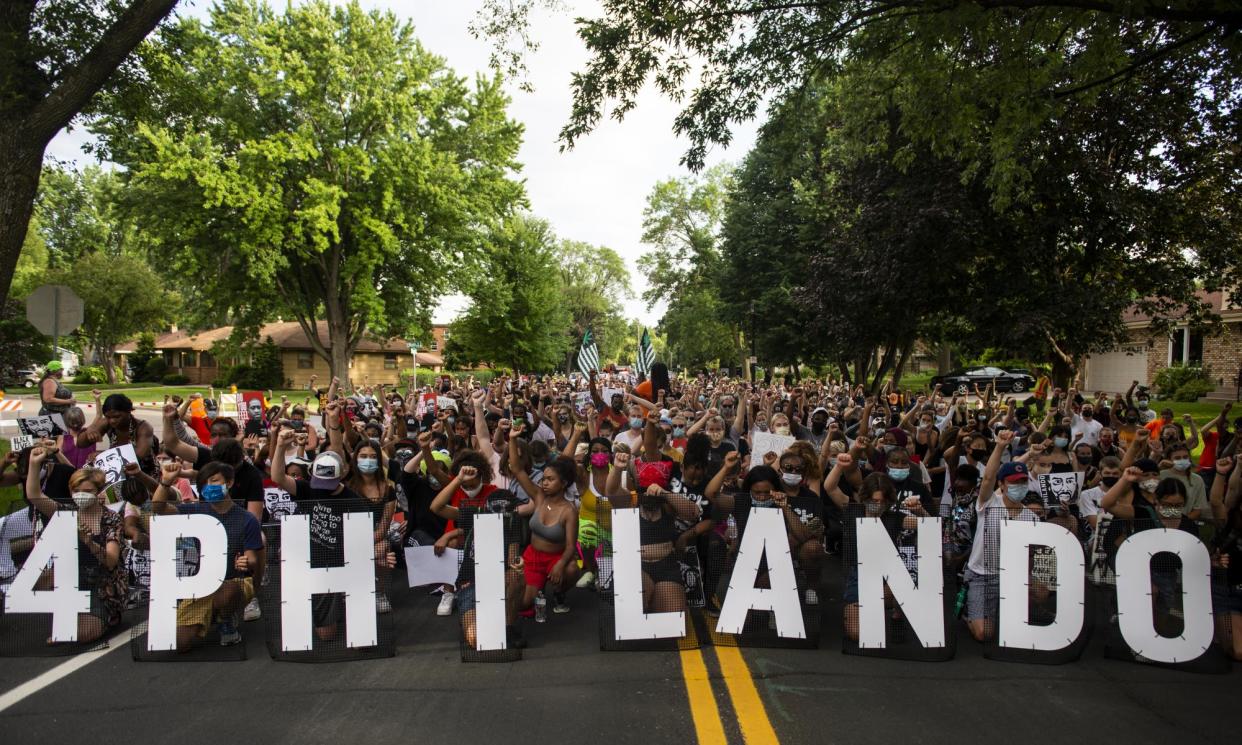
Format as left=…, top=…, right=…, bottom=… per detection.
left=864, top=501, right=885, bottom=517
left=780, top=472, right=802, bottom=486
left=1126, top=416, right=1139, bottom=425
left=201, top=483, right=228, bottom=503
left=1005, top=483, right=1029, bottom=501
left=667, top=426, right=683, bottom=439
left=1138, top=400, right=1149, bottom=410
left=811, top=421, right=826, bottom=434
left=887, top=467, right=910, bottom=482
left=72, top=491, right=97, bottom=509
left=557, top=413, right=570, bottom=423
left=751, top=497, right=774, bottom=508
left=970, top=448, right=989, bottom=462
left=630, top=417, right=644, bottom=430
left=774, top=426, right=791, bottom=437
left=1140, top=479, right=1160, bottom=493
left=917, top=422, right=931, bottom=431
left=532, top=461, right=546, bottom=470
left=357, top=458, right=379, bottom=474
left=590, top=452, right=610, bottom=468
left=1082, top=411, right=1093, bottom=419
left=462, top=484, right=483, bottom=498
left=1053, top=437, right=1069, bottom=449
left=707, top=432, right=724, bottom=445
left=1101, top=476, right=1119, bottom=489
left=1172, top=458, right=1191, bottom=471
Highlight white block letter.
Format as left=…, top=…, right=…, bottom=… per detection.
left=998, top=520, right=1085, bottom=651
left=856, top=517, right=945, bottom=649
left=148, top=514, right=229, bottom=651
left=281, top=512, right=377, bottom=651
left=4, top=511, right=90, bottom=642
left=1115, top=528, right=1214, bottom=664
left=473, top=513, right=508, bottom=650
left=612, top=508, right=686, bottom=640
left=716, top=508, right=805, bottom=639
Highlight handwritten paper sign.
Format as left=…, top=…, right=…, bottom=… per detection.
left=750, top=431, right=796, bottom=461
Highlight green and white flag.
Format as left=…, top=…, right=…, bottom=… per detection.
left=636, top=328, right=656, bottom=376
left=576, top=329, right=600, bottom=375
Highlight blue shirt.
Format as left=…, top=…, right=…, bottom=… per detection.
left=175, top=501, right=263, bottom=579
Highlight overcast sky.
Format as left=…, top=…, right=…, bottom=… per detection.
left=44, top=0, right=760, bottom=328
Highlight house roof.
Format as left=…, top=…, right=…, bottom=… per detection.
left=116, top=321, right=445, bottom=366
left=1123, top=289, right=1242, bottom=328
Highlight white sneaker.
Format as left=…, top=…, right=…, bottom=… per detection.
left=376, top=594, right=392, bottom=614
left=553, top=601, right=571, bottom=614
left=436, top=592, right=455, bottom=616
left=243, top=597, right=262, bottom=622
left=575, top=571, right=596, bottom=590
left=804, top=589, right=819, bottom=606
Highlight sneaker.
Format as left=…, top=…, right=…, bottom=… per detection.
left=376, top=594, right=392, bottom=614
left=218, top=618, right=242, bottom=646
left=575, top=571, right=596, bottom=590
left=243, top=597, right=262, bottom=622
left=553, top=601, right=571, bottom=614
left=768, top=613, right=777, bottom=630
left=436, top=592, right=455, bottom=616
left=804, top=589, right=819, bottom=606
left=506, top=625, right=528, bottom=650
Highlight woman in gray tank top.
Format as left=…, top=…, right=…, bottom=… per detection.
left=38, top=360, right=75, bottom=416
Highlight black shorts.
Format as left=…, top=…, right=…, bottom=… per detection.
left=642, top=557, right=684, bottom=586
left=312, top=593, right=342, bottom=627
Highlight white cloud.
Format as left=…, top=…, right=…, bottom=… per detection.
left=46, top=0, right=759, bottom=327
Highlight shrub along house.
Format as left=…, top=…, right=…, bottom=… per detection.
left=116, top=322, right=447, bottom=387
left=1082, top=289, right=1242, bottom=400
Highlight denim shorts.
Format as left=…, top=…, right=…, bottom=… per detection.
left=963, top=568, right=999, bottom=622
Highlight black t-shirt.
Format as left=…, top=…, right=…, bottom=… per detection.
left=399, top=470, right=447, bottom=539
left=840, top=502, right=905, bottom=568
left=291, top=480, right=364, bottom=566
left=454, top=496, right=522, bottom=586
left=668, top=466, right=712, bottom=530
left=192, top=446, right=264, bottom=512
left=890, top=476, right=933, bottom=549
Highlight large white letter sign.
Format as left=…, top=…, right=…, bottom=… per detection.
left=472, top=513, right=507, bottom=651
left=612, top=508, right=686, bottom=640
left=148, top=514, right=229, bottom=651
left=1114, top=529, right=1214, bottom=664
left=281, top=512, right=377, bottom=651
left=856, top=517, right=945, bottom=649
left=716, top=507, right=805, bottom=639
left=4, top=511, right=90, bottom=642
left=998, top=520, right=1085, bottom=651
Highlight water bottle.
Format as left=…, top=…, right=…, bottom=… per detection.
left=953, top=584, right=968, bottom=618
left=534, top=590, right=547, bottom=623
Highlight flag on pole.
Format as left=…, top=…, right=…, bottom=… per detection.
left=576, top=329, right=600, bottom=375
left=636, top=328, right=656, bottom=376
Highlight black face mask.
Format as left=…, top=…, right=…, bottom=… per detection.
left=970, top=448, right=989, bottom=462
left=1101, top=476, right=1119, bottom=488
left=811, top=421, right=826, bottom=434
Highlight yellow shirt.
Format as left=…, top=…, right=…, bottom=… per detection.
left=578, top=473, right=612, bottom=531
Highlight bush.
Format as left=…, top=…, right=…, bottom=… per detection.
left=72, top=365, right=107, bottom=384
left=127, top=333, right=157, bottom=380
left=161, top=373, right=190, bottom=385
left=1153, top=363, right=1210, bottom=399
left=1173, top=379, right=1214, bottom=402
left=138, top=356, right=168, bottom=382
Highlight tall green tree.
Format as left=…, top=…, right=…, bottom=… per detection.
left=638, top=164, right=743, bottom=372
left=92, top=0, right=525, bottom=381
left=445, top=215, right=569, bottom=372
left=556, top=239, right=631, bottom=371
left=47, top=252, right=177, bottom=383
left=0, top=0, right=180, bottom=307
left=32, top=166, right=137, bottom=269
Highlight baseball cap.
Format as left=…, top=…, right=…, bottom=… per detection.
left=46, top=361, right=63, bottom=372
left=1134, top=458, right=1160, bottom=475
left=811, top=407, right=829, bottom=418
left=310, top=451, right=344, bottom=490
left=997, top=461, right=1029, bottom=482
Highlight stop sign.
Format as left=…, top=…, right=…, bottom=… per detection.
left=25, top=284, right=84, bottom=337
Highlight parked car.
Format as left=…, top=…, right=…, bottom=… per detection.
left=930, top=366, right=1036, bottom=395
left=3, top=369, right=40, bottom=389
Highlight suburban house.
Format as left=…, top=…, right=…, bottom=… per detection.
left=116, top=321, right=448, bottom=387
left=1082, top=289, right=1242, bottom=399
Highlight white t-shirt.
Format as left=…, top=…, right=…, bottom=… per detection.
left=966, top=492, right=1040, bottom=576
left=0, top=509, right=35, bottom=586
left=1071, top=413, right=1103, bottom=447
left=1078, top=485, right=1105, bottom=518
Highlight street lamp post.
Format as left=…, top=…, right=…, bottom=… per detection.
left=408, top=340, right=421, bottom=390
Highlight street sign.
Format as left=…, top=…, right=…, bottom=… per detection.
left=25, top=284, right=84, bottom=347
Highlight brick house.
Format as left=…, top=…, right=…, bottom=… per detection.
left=1082, top=290, right=1242, bottom=399
left=116, top=321, right=447, bottom=387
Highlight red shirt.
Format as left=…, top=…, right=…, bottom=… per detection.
left=445, top=483, right=497, bottom=534
left=1199, top=431, right=1219, bottom=469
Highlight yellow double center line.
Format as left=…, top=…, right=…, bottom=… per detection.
left=679, top=641, right=781, bottom=745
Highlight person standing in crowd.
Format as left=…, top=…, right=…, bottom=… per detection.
left=38, top=361, right=75, bottom=416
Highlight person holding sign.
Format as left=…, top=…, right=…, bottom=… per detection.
left=152, top=460, right=264, bottom=649
left=24, top=449, right=125, bottom=643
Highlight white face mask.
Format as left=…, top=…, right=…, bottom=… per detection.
left=780, top=472, right=802, bottom=486
left=72, top=491, right=97, bottom=509
left=774, top=426, right=791, bottom=437
left=1140, top=479, right=1160, bottom=493
left=462, top=483, right=483, bottom=498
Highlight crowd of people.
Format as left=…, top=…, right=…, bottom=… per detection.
left=1, top=360, right=1239, bottom=661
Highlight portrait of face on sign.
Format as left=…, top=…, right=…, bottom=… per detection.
left=93, top=443, right=138, bottom=490
left=18, top=414, right=65, bottom=439
left=1037, top=472, right=1084, bottom=508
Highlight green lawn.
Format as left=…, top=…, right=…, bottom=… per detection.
left=0, top=440, right=19, bottom=517
left=3, top=385, right=314, bottom=405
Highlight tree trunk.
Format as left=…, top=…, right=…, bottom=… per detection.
left=869, top=345, right=899, bottom=395
left=937, top=343, right=952, bottom=375
left=0, top=142, right=43, bottom=307
left=101, top=344, right=118, bottom=384
left=890, top=340, right=915, bottom=389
